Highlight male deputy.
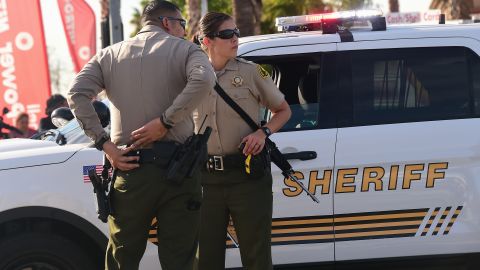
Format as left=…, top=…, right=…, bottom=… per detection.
left=67, top=1, right=215, bottom=269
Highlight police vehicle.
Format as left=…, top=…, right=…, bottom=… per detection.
left=0, top=9, right=479, bottom=270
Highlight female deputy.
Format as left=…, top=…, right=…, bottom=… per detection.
left=193, top=12, right=291, bottom=270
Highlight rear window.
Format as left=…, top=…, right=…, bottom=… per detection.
left=349, top=47, right=474, bottom=125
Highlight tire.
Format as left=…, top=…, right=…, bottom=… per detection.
left=0, top=232, right=97, bottom=270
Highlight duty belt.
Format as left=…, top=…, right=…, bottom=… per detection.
left=206, top=154, right=244, bottom=172
left=125, top=149, right=156, bottom=163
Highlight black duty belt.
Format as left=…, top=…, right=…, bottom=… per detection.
left=206, top=154, right=244, bottom=172
left=125, top=149, right=158, bottom=164
left=124, top=141, right=179, bottom=166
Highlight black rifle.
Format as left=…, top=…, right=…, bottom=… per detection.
left=214, top=83, right=320, bottom=203
left=166, top=118, right=212, bottom=184
left=88, top=156, right=116, bottom=223
left=267, top=139, right=319, bottom=203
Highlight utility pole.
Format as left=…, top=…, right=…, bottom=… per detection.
left=109, top=0, right=123, bottom=44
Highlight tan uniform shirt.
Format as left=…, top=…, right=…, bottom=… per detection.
left=68, top=25, right=215, bottom=145
left=195, top=58, right=285, bottom=155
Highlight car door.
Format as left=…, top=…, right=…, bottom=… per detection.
left=223, top=45, right=338, bottom=268
left=334, top=38, right=480, bottom=263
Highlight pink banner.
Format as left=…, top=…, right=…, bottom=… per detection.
left=0, top=0, right=51, bottom=129
left=57, top=0, right=96, bottom=72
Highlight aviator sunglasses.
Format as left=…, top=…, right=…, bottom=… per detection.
left=158, top=16, right=187, bottom=30
left=212, top=28, right=241, bottom=39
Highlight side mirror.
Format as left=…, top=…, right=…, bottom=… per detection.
left=92, top=101, right=110, bottom=128
left=51, top=107, right=74, bottom=128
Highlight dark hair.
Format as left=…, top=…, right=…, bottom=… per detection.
left=45, top=94, right=67, bottom=115
left=142, top=0, right=181, bottom=25
left=193, top=12, right=233, bottom=45
left=16, top=112, right=28, bottom=122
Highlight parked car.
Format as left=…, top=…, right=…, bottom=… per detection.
left=1, top=10, right=479, bottom=269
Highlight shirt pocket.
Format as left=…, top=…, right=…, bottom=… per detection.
left=224, top=87, right=258, bottom=120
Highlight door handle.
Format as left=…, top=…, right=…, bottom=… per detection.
left=283, top=151, right=317, bottom=161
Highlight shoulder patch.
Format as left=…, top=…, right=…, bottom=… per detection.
left=256, top=64, right=270, bottom=79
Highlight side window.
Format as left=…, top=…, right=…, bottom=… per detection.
left=470, top=50, right=480, bottom=115
left=250, top=54, right=326, bottom=131
left=350, top=47, right=472, bottom=125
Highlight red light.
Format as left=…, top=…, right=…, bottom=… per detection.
left=306, top=14, right=323, bottom=22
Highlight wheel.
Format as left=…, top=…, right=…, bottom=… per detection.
left=0, top=232, right=97, bottom=270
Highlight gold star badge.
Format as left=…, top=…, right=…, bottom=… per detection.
left=232, top=75, right=243, bottom=87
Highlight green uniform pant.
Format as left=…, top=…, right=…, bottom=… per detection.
left=198, top=170, right=273, bottom=270
left=105, top=163, right=201, bottom=270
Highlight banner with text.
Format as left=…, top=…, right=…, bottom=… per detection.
left=57, top=0, right=96, bottom=73
left=386, top=10, right=441, bottom=25
left=0, top=0, right=51, bottom=130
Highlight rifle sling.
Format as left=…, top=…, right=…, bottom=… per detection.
left=214, top=82, right=259, bottom=131
left=213, top=82, right=281, bottom=160
left=214, top=82, right=296, bottom=172
left=214, top=83, right=319, bottom=203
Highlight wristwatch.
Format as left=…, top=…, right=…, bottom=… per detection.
left=161, top=115, right=173, bottom=129
left=260, top=126, right=272, bottom=138
left=94, top=135, right=110, bottom=151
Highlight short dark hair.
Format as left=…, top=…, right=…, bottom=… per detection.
left=193, top=12, right=232, bottom=45
left=142, top=1, right=181, bottom=25
left=45, top=94, right=67, bottom=115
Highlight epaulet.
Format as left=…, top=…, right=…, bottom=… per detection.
left=235, top=57, right=255, bottom=65
left=236, top=58, right=270, bottom=79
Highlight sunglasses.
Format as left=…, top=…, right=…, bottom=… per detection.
left=158, top=16, right=187, bottom=30
left=212, top=28, right=240, bottom=39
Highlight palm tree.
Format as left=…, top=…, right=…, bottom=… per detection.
left=100, top=0, right=110, bottom=47
left=233, top=0, right=263, bottom=37
left=261, top=0, right=329, bottom=34
left=210, top=0, right=231, bottom=14
left=430, top=0, right=473, bottom=20
left=389, top=0, right=399, bottom=12
left=129, top=0, right=150, bottom=37
left=188, top=0, right=201, bottom=38
left=330, top=0, right=372, bottom=10
left=100, top=0, right=109, bottom=20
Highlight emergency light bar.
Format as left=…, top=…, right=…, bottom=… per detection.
left=275, top=9, right=386, bottom=34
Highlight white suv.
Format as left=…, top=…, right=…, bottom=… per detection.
left=0, top=11, right=479, bottom=270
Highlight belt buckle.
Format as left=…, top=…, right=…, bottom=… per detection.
left=213, top=156, right=224, bottom=171
left=206, top=155, right=224, bottom=172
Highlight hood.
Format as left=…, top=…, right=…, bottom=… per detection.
left=0, top=138, right=57, bottom=152
left=0, top=139, right=88, bottom=170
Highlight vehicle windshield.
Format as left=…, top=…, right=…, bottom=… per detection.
left=40, top=119, right=93, bottom=145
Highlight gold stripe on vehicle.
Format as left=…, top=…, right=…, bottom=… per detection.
left=271, top=228, right=417, bottom=243
left=272, top=218, right=333, bottom=226
left=432, top=207, right=452, bottom=235
left=272, top=220, right=422, bottom=235
left=272, top=233, right=334, bottom=243
left=334, top=212, right=426, bottom=223
left=422, top=208, right=440, bottom=235
left=444, top=207, right=463, bottom=235
left=272, top=226, right=333, bottom=234
left=335, top=220, right=422, bottom=230
left=334, top=228, right=418, bottom=239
